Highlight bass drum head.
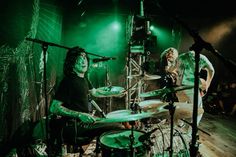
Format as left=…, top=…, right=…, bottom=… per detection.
left=99, top=129, right=147, bottom=157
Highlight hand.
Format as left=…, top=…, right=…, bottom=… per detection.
left=199, top=78, right=207, bottom=97
left=199, top=78, right=207, bottom=91
left=79, top=112, right=95, bottom=124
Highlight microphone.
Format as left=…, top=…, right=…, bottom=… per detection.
left=90, top=99, right=106, bottom=118
left=138, top=127, right=158, bottom=142
left=93, top=57, right=116, bottom=63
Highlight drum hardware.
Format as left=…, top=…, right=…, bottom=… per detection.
left=138, top=127, right=158, bottom=153
left=163, top=100, right=191, bottom=157
left=129, top=95, right=147, bottom=156
left=130, top=101, right=141, bottom=114
left=129, top=120, right=136, bottom=157
left=138, top=127, right=158, bottom=143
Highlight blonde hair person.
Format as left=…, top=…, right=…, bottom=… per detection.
left=160, top=47, right=179, bottom=86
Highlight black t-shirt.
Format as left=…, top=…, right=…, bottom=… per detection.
left=54, top=74, right=93, bottom=113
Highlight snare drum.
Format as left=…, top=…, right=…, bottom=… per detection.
left=99, top=130, right=147, bottom=157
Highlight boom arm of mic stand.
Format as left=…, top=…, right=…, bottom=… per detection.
left=173, top=17, right=236, bottom=76
left=25, top=38, right=114, bottom=59
left=25, top=37, right=70, bottom=50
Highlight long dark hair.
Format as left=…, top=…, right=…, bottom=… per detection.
left=63, top=46, right=87, bottom=76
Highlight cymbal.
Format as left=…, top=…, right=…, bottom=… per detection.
left=106, top=110, right=133, bottom=118
left=152, top=102, right=204, bottom=120
left=138, top=99, right=166, bottom=112
left=139, top=85, right=194, bottom=98
left=127, top=74, right=161, bottom=80
left=95, top=111, right=155, bottom=124
left=93, top=86, right=125, bottom=98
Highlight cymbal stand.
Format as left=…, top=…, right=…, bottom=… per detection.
left=164, top=100, right=175, bottom=157
left=104, top=63, right=112, bottom=113
left=162, top=74, right=178, bottom=157
left=129, top=120, right=136, bottom=157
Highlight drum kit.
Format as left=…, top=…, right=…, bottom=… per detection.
left=92, top=82, right=199, bottom=157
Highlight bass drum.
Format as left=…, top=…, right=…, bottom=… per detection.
left=149, top=124, right=191, bottom=157
left=99, top=129, right=148, bottom=157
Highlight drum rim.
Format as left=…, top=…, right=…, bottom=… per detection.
left=99, top=129, right=145, bottom=150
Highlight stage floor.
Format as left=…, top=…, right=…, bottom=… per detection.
left=198, top=113, right=236, bottom=157
left=79, top=113, right=236, bottom=157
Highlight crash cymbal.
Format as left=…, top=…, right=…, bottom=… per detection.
left=127, top=74, right=161, bottom=80
left=93, top=86, right=125, bottom=98
left=139, top=85, right=194, bottom=98
left=152, top=102, right=204, bottom=120
left=138, top=99, right=166, bottom=112
left=95, top=111, right=155, bottom=124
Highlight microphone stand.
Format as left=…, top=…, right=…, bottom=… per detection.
left=25, top=38, right=68, bottom=146
left=104, top=62, right=112, bottom=114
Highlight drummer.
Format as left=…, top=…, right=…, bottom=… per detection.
left=49, top=47, right=123, bottom=156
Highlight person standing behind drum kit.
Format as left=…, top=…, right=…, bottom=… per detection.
left=160, top=48, right=215, bottom=127
left=175, top=50, right=215, bottom=126
left=49, top=47, right=123, bottom=156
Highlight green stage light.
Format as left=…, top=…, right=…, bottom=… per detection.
left=111, top=21, right=120, bottom=31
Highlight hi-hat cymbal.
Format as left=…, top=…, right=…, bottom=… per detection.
left=106, top=110, right=133, bottom=118
left=93, top=86, right=125, bottom=98
left=127, top=74, right=161, bottom=80
left=140, top=85, right=194, bottom=98
left=95, top=111, right=155, bottom=124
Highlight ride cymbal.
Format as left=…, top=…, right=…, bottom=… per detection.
left=127, top=74, right=161, bottom=81
left=140, top=85, right=195, bottom=98
left=152, top=102, right=204, bottom=120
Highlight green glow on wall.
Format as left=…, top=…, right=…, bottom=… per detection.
left=111, top=21, right=121, bottom=31
left=150, top=25, right=172, bottom=48
left=64, top=14, right=127, bottom=87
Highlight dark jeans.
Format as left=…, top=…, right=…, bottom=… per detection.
left=62, top=120, right=124, bottom=145
left=49, top=118, right=124, bottom=150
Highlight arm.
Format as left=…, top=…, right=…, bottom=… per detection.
left=50, top=99, right=95, bottom=123
left=200, top=55, right=215, bottom=93
left=204, top=67, right=215, bottom=90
